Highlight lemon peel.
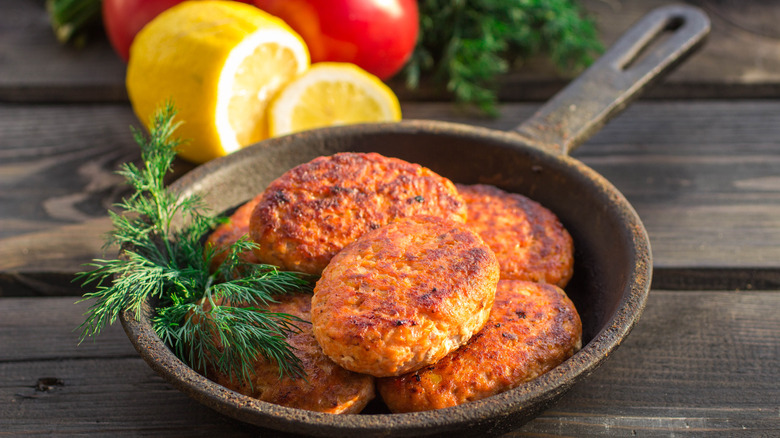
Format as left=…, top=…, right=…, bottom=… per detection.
left=126, top=1, right=310, bottom=164
left=268, top=62, right=402, bottom=137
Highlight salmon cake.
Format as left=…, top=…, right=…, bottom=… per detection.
left=249, top=152, right=467, bottom=275
left=208, top=293, right=376, bottom=414
left=377, top=280, right=582, bottom=412
left=311, top=215, right=499, bottom=377
left=457, top=184, right=574, bottom=287
left=205, top=194, right=262, bottom=269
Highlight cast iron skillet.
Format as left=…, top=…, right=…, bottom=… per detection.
left=120, top=5, right=709, bottom=437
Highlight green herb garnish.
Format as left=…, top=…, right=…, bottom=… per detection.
left=77, top=103, right=311, bottom=381
left=405, top=0, right=603, bottom=115
left=45, top=0, right=102, bottom=47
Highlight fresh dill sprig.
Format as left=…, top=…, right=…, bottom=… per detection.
left=76, top=102, right=312, bottom=381
left=406, top=0, right=603, bottom=115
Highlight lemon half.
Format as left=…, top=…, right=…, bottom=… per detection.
left=268, top=62, right=402, bottom=137
left=126, top=1, right=310, bottom=163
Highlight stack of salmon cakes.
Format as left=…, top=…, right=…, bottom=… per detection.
left=203, top=152, right=581, bottom=414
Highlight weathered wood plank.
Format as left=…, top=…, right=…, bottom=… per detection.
left=401, top=0, right=780, bottom=102
left=2, top=358, right=257, bottom=436
left=0, top=294, right=132, bottom=361
left=516, top=289, right=780, bottom=436
left=393, top=101, right=780, bottom=277
left=1, top=291, right=777, bottom=436
left=581, top=0, right=780, bottom=99
left=4, top=0, right=780, bottom=102
left=2, top=100, right=780, bottom=294
left=0, top=0, right=128, bottom=103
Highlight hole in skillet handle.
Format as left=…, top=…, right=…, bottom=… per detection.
left=511, top=4, right=711, bottom=157
left=620, top=15, right=685, bottom=70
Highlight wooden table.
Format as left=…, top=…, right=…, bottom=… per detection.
left=2, top=0, right=779, bottom=436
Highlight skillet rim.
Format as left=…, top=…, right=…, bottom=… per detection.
left=120, top=119, right=652, bottom=436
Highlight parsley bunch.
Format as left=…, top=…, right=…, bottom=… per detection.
left=406, top=0, right=603, bottom=114
left=46, top=0, right=101, bottom=46
left=77, top=103, right=312, bottom=381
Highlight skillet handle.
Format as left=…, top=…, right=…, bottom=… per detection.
left=511, top=4, right=710, bottom=156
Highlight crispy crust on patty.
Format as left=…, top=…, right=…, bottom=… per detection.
left=377, top=280, right=582, bottom=412
left=311, top=215, right=499, bottom=377
left=457, top=184, right=574, bottom=287
left=209, top=293, right=376, bottom=414
left=205, top=194, right=263, bottom=269
left=250, top=153, right=467, bottom=275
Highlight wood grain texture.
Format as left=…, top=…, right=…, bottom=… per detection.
left=405, top=101, right=780, bottom=275
left=481, top=0, right=780, bottom=101
left=1, top=292, right=777, bottom=436
left=2, top=1, right=777, bottom=435
left=5, top=0, right=780, bottom=102
left=0, top=0, right=127, bottom=103
left=3, top=101, right=779, bottom=294
left=518, top=290, right=780, bottom=436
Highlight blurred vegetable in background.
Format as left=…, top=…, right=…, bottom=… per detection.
left=46, top=0, right=102, bottom=46
left=46, top=0, right=602, bottom=114
left=47, top=0, right=252, bottom=60
left=252, top=0, right=419, bottom=80
left=406, top=0, right=603, bottom=114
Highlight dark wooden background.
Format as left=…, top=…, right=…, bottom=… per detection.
left=1, top=0, right=779, bottom=436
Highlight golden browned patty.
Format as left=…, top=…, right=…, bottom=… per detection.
left=311, top=215, right=499, bottom=377
left=209, top=293, right=375, bottom=414
left=249, top=152, right=467, bottom=275
left=376, top=280, right=582, bottom=412
left=205, top=194, right=263, bottom=269
left=457, top=184, right=574, bottom=287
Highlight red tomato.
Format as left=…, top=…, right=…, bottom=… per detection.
left=102, top=0, right=252, bottom=62
left=252, top=0, right=418, bottom=80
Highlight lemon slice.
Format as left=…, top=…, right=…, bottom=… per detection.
left=126, top=1, right=309, bottom=163
left=268, top=62, right=402, bottom=137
